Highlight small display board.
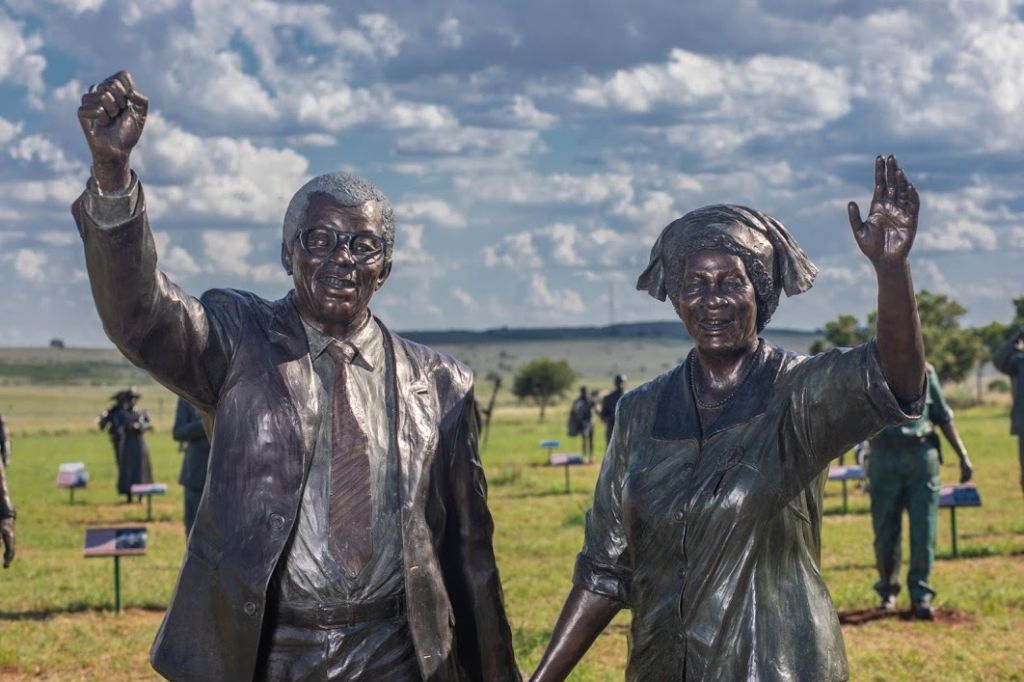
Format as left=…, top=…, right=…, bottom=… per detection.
left=83, top=526, right=147, bottom=614
left=57, top=462, right=89, bottom=504
left=83, top=527, right=148, bottom=557
left=130, top=483, right=167, bottom=496
left=57, top=462, right=89, bottom=488
left=827, top=465, right=865, bottom=514
left=130, top=483, right=168, bottom=521
left=548, top=452, right=583, bottom=494
left=939, top=483, right=981, bottom=508
left=937, top=483, right=981, bottom=558
left=539, top=440, right=561, bottom=449
left=828, top=465, right=865, bottom=481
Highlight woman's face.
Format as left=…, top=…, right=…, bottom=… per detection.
left=672, top=249, right=759, bottom=356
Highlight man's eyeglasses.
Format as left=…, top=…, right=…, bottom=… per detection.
left=297, top=228, right=386, bottom=262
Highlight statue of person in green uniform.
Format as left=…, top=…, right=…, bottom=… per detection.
left=868, top=363, right=974, bottom=619
left=993, top=325, right=1024, bottom=499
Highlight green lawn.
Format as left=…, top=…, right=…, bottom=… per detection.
left=0, top=391, right=1022, bottom=680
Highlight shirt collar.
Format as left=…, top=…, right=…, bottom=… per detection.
left=300, top=311, right=380, bottom=372
left=651, top=339, right=781, bottom=441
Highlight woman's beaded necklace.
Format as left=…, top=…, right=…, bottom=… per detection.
left=689, top=350, right=757, bottom=411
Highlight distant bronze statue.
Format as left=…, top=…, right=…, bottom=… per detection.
left=98, top=388, right=154, bottom=503
left=567, top=386, right=595, bottom=462
left=171, top=398, right=209, bottom=535
left=0, top=413, right=10, bottom=466
left=868, top=363, right=973, bottom=619
left=994, top=325, right=1024, bottom=498
left=598, top=374, right=625, bottom=447
left=74, top=71, right=518, bottom=681
left=0, top=422, right=15, bottom=568
left=530, top=156, right=927, bottom=682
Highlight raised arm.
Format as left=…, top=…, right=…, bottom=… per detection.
left=847, top=155, right=925, bottom=404
left=74, top=71, right=231, bottom=410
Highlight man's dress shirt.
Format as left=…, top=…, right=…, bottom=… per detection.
left=273, top=316, right=405, bottom=603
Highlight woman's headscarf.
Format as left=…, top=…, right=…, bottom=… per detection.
left=636, top=204, right=817, bottom=330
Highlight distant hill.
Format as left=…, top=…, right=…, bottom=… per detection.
left=0, top=322, right=822, bottom=387
left=401, top=320, right=820, bottom=345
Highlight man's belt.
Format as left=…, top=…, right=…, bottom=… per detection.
left=277, top=595, right=405, bottom=629
left=870, top=433, right=934, bottom=450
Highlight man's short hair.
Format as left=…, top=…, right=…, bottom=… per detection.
left=281, top=172, right=396, bottom=267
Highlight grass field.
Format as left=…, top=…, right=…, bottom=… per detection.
left=0, top=385, right=1023, bottom=680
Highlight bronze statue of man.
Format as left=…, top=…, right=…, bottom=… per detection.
left=73, top=71, right=519, bottom=682
left=0, top=415, right=14, bottom=568
left=994, top=325, right=1024, bottom=498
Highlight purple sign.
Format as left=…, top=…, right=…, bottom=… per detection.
left=939, top=483, right=981, bottom=508
left=83, top=527, right=148, bottom=557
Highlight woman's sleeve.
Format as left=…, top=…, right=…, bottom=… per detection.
left=573, top=397, right=632, bottom=606
left=778, top=341, right=924, bottom=495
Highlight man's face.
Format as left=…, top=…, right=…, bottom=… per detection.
left=288, top=193, right=391, bottom=334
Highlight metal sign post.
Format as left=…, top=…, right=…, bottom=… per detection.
left=826, top=465, right=865, bottom=514
left=83, top=526, right=148, bottom=613
left=550, top=453, right=583, bottom=494
left=57, top=463, right=89, bottom=504
left=938, top=484, right=982, bottom=558
left=130, top=483, right=168, bottom=521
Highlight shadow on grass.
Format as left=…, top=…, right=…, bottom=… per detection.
left=826, top=561, right=876, bottom=572
left=496, top=490, right=587, bottom=500
left=936, top=546, right=997, bottom=560
left=838, top=607, right=975, bottom=626
left=0, top=601, right=166, bottom=621
left=823, top=507, right=871, bottom=517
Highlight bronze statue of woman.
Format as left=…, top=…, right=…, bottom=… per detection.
left=530, top=156, right=926, bottom=682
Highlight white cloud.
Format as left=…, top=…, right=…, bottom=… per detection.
left=539, top=223, right=583, bottom=266
left=36, top=230, right=77, bottom=247
left=152, top=230, right=201, bottom=277
left=9, top=134, right=86, bottom=175
left=142, top=113, right=310, bottom=222
left=525, top=273, right=585, bottom=314
left=391, top=223, right=435, bottom=266
left=917, top=181, right=1016, bottom=252
left=397, top=197, right=467, bottom=228
left=0, top=116, right=22, bottom=144
left=396, top=125, right=541, bottom=156
left=502, top=95, right=557, bottom=129
left=357, top=14, right=405, bottom=58
left=573, top=48, right=851, bottom=150
left=438, top=17, right=462, bottom=49
left=12, top=248, right=47, bottom=281
left=483, top=232, right=542, bottom=269
left=0, top=9, right=46, bottom=98
left=202, top=230, right=283, bottom=283
left=452, top=287, right=475, bottom=307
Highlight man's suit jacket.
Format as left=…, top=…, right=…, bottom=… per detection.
left=73, top=187, right=520, bottom=682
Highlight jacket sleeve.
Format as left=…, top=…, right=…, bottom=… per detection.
left=573, top=394, right=631, bottom=605
left=72, top=182, right=237, bottom=411
left=778, top=341, right=924, bottom=496
left=439, top=375, right=521, bottom=682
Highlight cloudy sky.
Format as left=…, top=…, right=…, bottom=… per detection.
left=0, top=0, right=1022, bottom=345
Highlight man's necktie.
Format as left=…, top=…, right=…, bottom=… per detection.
left=326, top=341, right=373, bottom=577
